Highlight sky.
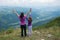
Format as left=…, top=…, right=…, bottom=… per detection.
left=0, top=0, right=60, bottom=7
left=0, top=0, right=60, bottom=26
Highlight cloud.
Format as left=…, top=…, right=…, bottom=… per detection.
left=30, top=0, right=54, bottom=3
left=0, top=0, right=60, bottom=7
left=0, top=0, right=22, bottom=6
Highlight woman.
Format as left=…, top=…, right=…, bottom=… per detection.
left=13, top=8, right=32, bottom=37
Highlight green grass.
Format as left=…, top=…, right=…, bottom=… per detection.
left=0, top=26, right=60, bottom=40
left=0, top=17, right=60, bottom=40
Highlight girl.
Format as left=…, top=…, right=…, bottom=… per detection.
left=27, top=13, right=32, bottom=36
left=13, top=8, right=31, bottom=37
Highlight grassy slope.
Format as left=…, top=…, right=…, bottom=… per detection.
left=0, top=17, right=60, bottom=40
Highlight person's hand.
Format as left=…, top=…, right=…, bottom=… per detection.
left=13, top=9, right=16, bottom=13
left=30, top=8, right=32, bottom=12
left=12, top=9, right=19, bottom=16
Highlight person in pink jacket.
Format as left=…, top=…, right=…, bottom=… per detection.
left=13, top=8, right=32, bottom=37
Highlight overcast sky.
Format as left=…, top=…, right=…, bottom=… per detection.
left=0, top=0, right=60, bottom=7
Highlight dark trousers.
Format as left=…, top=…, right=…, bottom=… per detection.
left=21, top=24, right=27, bottom=37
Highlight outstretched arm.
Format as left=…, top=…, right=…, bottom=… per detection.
left=13, top=9, right=19, bottom=17
left=26, top=8, right=32, bottom=16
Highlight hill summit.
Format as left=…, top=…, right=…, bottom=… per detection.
left=0, top=17, right=60, bottom=40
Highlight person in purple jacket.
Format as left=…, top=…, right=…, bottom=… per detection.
left=28, top=16, right=32, bottom=36
left=26, top=12, right=32, bottom=37
left=13, top=8, right=32, bottom=37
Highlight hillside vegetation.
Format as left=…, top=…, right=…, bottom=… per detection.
left=0, top=17, right=60, bottom=40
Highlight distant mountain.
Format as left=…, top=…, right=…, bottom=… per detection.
left=45, top=17, right=60, bottom=27
left=0, top=6, right=60, bottom=30
left=38, top=17, right=60, bottom=28
left=33, top=17, right=60, bottom=31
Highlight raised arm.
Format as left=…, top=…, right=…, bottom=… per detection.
left=26, top=8, right=32, bottom=16
left=13, top=9, right=19, bottom=17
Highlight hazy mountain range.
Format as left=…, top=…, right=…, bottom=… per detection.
left=0, top=6, right=60, bottom=30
